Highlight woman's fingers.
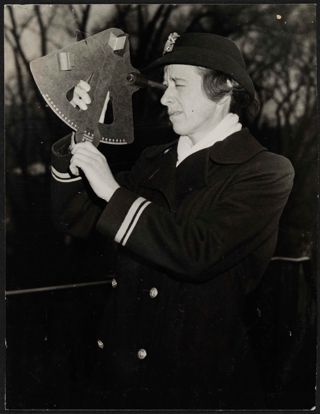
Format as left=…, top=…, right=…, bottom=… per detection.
left=74, top=85, right=91, bottom=104
left=72, top=94, right=88, bottom=110
left=69, top=163, right=79, bottom=176
left=69, top=140, right=118, bottom=202
left=71, top=152, right=94, bottom=166
left=70, top=154, right=94, bottom=176
left=70, top=142, right=106, bottom=175
left=71, top=150, right=101, bottom=166
left=69, top=80, right=109, bottom=122
left=79, top=80, right=91, bottom=92
left=70, top=80, right=92, bottom=110
left=72, top=85, right=91, bottom=110
left=71, top=141, right=103, bottom=157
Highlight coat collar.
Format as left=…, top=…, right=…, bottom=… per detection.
left=145, top=129, right=266, bottom=165
left=208, top=128, right=267, bottom=164
left=142, top=129, right=267, bottom=204
left=176, top=129, right=267, bottom=194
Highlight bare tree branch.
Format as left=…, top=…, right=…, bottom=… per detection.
left=20, top=14, right=36, bottom=36
left=68, top=4, right=80, bottom=28
left=80, top=5, right=91, bottom=34
left=47, top=7, right=58, bottom=30
left=34, top=5, right=47, bottom=56
left=7, top=7, right=32, bottom=79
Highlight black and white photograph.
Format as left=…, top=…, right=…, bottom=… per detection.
left=3, top=3, right=318, bottom=411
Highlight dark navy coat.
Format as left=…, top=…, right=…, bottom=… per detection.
left=51, top=128, right=294, bottom=409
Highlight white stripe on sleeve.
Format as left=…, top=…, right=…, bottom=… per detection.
left=122, top=201, right=151, bottom=246
left=114, top=197, right=150, bottom=245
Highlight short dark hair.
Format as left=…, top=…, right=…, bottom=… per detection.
left=196, top=66, right=260, bottom=124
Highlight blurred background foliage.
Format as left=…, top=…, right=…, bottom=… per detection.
left=4, top=4, right=318, bottom=409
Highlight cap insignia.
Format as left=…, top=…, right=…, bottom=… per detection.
left=163, top=32, right=180, bottom=55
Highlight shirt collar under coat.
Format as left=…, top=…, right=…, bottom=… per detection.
left=143, top=128, right=267, bottom=207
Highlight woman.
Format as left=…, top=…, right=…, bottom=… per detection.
left=51, top=32, right=294, bottom=408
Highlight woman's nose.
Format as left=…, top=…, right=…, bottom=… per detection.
left=160, top=86, right=172, bottom=107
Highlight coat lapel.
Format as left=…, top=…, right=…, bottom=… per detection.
left=140, top=144, right=178, bottom=210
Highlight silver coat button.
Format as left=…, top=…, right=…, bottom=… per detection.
left=149, top=287, right=158, bottom=298
left=111, top=278, right=118, bottom=288
left=97, top=339, right=104, bottom=349
left=137, top=348, right=147, bottom=360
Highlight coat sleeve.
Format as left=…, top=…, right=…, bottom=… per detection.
left=50, top=134, right=155, bottom=238
left=96, top=153, right=295, bottom=281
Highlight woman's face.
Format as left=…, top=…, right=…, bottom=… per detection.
left=161, top=64, right=225, bottom=143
